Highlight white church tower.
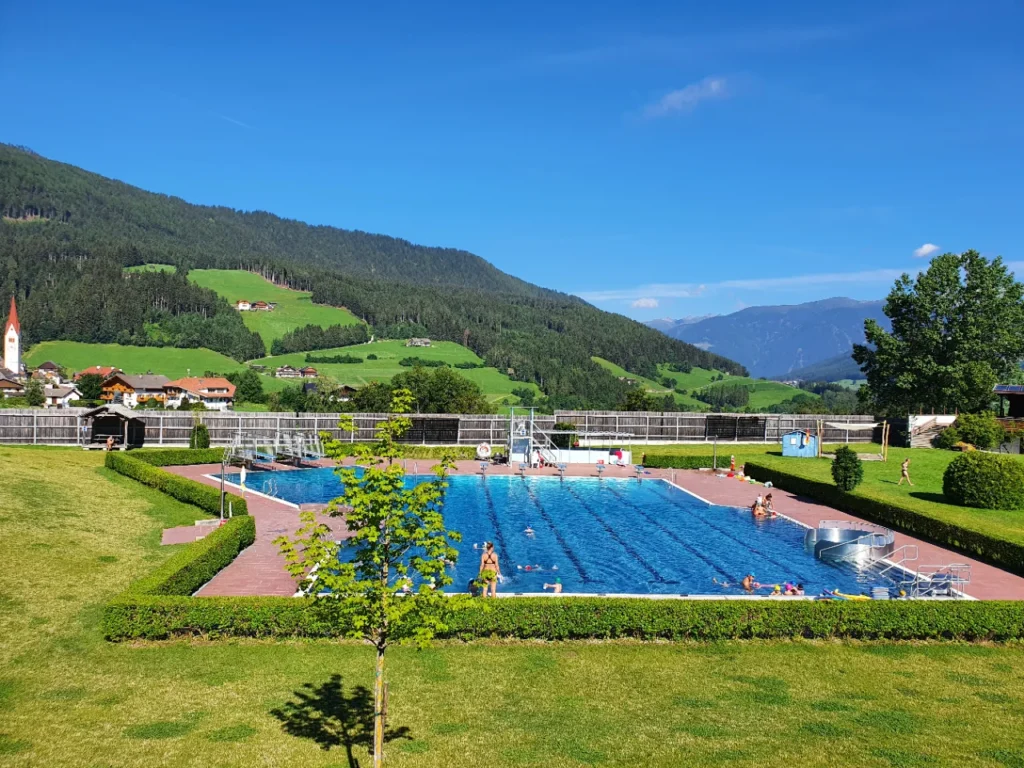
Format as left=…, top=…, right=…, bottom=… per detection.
left=4, top=296, right=20, bottom=376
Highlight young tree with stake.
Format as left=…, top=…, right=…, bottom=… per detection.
left=275, top=389, right=462, bottom=768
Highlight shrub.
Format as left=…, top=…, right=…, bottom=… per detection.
left=105, top=452, right=247, bottom=516
left=551, top=421, right=577, bottom=449
left=104, top=589, right=1024, bottom=642
left=366, top=353, right=378, bottom=360
left=189, top=423, right=210, bottom=449
left=745, top=460, right=1024, bottom=576
left=943, top=452, right=1024, bottom=510
left=953, top=412, right=1006, bottom=450
left=934, top=426, right=963, bottom=450
left=132, top=448, right=225, bottom=466
left=831, top=446, right=864, bottom=491
left=642, top=454, right=730, bottom=470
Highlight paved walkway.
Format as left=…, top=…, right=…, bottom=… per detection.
left=165, top=460, right=1024, bottom=600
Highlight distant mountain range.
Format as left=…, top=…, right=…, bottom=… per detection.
left=646, top=297, right=889, bottom=379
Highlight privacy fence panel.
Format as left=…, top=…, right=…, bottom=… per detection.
left=0, top=409, right=879, bottom=446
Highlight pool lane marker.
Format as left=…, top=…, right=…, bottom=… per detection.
left=603, top=485, right=733, bottom=581
left=522, top=481, right=592, bottom=583
left=479, top=476, right=512, bottom=570
left=648, top=480, right=814, bottom=584
left=560, top=483, right=665, bottom=583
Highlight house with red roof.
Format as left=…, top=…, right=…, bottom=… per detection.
left=163, top=377, right=236, bottom=411
left=75, top=366, right=123, bottom=381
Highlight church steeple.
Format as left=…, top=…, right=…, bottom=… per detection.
left=4, top=297, right=20, bottom=375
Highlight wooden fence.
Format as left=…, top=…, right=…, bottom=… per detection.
left=0, top=409, right=878, bottom=447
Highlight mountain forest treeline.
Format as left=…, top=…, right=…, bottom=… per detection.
left=0, top=144, right=744, bottom=408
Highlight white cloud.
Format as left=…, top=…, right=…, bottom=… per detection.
left=576, top=269, right=904, bottom=302
left=631, top=297, right=659, bottom=308
left=643, top=76, right=727, bottom=119
left=913, top=243, right=939, bottom=258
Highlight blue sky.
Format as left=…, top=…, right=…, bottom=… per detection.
left=2, top=1, right=1022, bottom=320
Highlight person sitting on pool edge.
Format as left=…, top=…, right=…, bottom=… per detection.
left=764, top=493, right=775, bottom=515
left=478, top=541, right=501, bottom=598
left=543, top=578, right=562, bottom=594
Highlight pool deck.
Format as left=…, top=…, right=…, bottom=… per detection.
left=164, top=460, right=1024, bottom=600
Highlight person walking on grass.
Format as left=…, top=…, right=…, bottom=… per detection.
left=898, top=457, right=913, bottom=486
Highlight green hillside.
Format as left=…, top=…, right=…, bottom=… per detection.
left=23, top=341, right=286, bottom=390
left=185, top=269, right=360, bottom=352
left=255, top=339, right=539, bottom=405
left=593, top=358, right=815, bottom=411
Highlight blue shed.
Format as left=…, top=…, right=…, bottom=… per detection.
left=782, top=430, right=818, bottom=458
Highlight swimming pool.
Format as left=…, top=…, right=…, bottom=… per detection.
left=221, top=468, right=894, bottom=596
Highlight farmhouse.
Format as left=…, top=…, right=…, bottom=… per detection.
left=75, top=366, right=123, bottom=381
left=34, top=361, right=62, bottom=383
left=163, top=377, right=236, bottom=411
left=0, top=375, right=24, bottom=398
left=406, top=337, right=432, bottom=347
left=44, top=384, right=82, bottom=408
left=101, top=373, right=170, bottom=407
left=275, top=365, right=301, bottom=378
left=234, top=299, right=251, bottom=311
left=252, top=301, right=272, bottom=311
left=300, top=366, right=318, bottom=378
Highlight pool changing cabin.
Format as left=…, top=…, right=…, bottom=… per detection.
left=782, top=429, right=818, bottom=458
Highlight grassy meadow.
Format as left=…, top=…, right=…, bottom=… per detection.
left=1, top=447, right=1024, bottom=767
left=23, top=341, right=289, bottom=391
left=124, top=263, right=177, bottom=274
left=254, top=339, right=540, bottom=406
left=186, top=269, right=360, bottom=351
left=593, top=358, right=815, bottom=411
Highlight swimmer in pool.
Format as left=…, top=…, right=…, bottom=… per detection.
left=544, top=579, right=563, bottom=594
left=524, top=525, right=535, bottom=537
left=741, top=574, right=758, bottom=593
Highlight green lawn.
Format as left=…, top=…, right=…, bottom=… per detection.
left=23, top=340, right=289, bottom=392
left=750, top=448, right=1024, bottom=550
left=593, top=358, right=814, bottom=411
left=2, top=447, right=1024, bottom=767
left=255, top=339, right=539, bottom=406
left=187, top=269, right=360, bottom=352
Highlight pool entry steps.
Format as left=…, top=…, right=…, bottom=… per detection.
left=805, top=520, right=895, bottom=566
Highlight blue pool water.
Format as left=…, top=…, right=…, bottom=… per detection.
left=222, top=468, right=892, bottom=596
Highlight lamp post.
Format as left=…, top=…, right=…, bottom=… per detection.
left=219, top=453, right=226, bottom=520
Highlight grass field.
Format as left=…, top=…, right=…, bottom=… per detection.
left=751, top=447, right=1024, bottom=551
left=23, top=341, right=289, bottom=392
left=255, top=339, right=539, bottom=406
left=186, top=269, right=360, bottom=352
left=2, top=447, right=1024, bottom=767
left=593, top=358, right=814, bottom=411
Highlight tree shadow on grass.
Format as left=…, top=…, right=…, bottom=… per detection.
left=909, top=492, right=949, bottom=504
left=270, top=674, right=411, bottom=768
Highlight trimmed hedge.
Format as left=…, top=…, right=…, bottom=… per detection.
left=745, top=460, right=1024, bottom=576
left=105, top=452, right=248, bottom=517
left=642, top=454, right=730, bottom=470
left=328, top=443, right=504, bottom=460
left=943, top=451, right=1024, bottom=510
left=131, top=448, right=225, bottom=466
left=104, top=590, right=1024, bottom=642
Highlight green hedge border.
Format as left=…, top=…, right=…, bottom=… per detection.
left=745, top=460, right=1024, bottom=577
left=642, top=454, right=730, bottom=470
left=105, top=451, right=248, bottom=517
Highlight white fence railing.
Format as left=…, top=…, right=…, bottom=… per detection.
left=0, top=409, right=879, bottom=447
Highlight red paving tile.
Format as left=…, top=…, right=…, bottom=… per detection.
left=165, top=459, right=1024, bottom=600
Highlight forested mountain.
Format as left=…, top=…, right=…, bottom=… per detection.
left=648, top=298, right=888, bottom=378
left=0, top=143, right=743, bottom=408
left=774, top=353, right=865, bottom=383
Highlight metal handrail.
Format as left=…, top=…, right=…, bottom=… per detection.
left=817, top=519, right=890, bottom=534
left=875, top=545, right=919, bottom=576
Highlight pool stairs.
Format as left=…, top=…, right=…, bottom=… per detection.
left=805, top=520, right=895, bottom=566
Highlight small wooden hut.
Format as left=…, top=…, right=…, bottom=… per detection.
left=84, top=404, right=146, bottom=449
